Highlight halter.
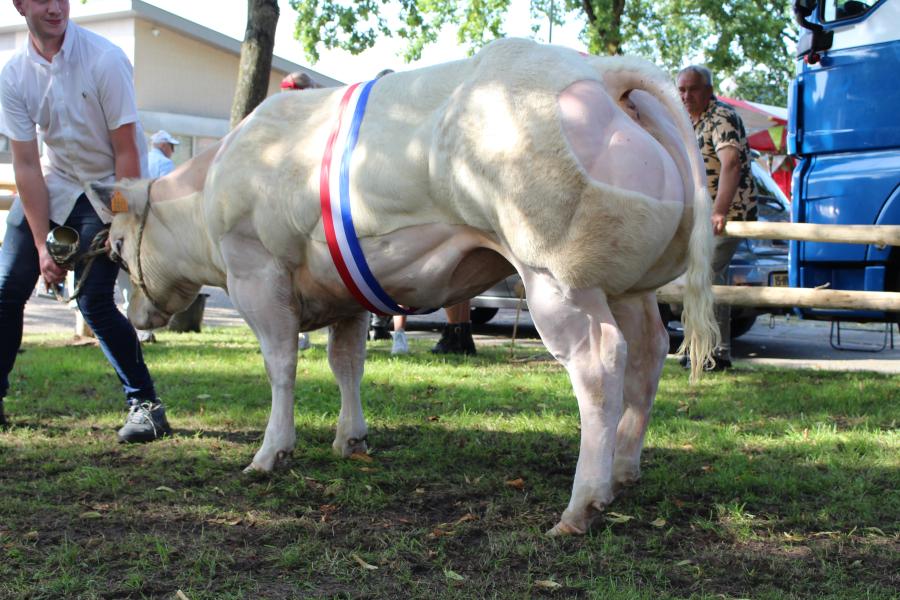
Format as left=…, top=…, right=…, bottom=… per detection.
left=111, top=181, right=168, bottom=316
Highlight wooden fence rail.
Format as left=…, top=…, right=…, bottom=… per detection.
left=724, top=221, right=900, bottom=248
left=659, top=220, right=900, bottom=313
left=657, top=283, right=900, bottom=312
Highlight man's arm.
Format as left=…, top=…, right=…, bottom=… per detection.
left=10, top=138, right=66, bottom=285
left=108, top=122, right=141, bottom=180
left=712, top=145, right=740, bottom=236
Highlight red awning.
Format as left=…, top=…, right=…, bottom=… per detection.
left=718, top=96, right=787, bottom=153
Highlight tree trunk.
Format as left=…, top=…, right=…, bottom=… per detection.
left=230, top=0, right=280, bottom=129
left=584, top=0, right=626, bottom=56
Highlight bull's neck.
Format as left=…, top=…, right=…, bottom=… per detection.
left=146, top=193, right=227, bottom=288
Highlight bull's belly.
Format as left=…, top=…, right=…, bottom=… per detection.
left=293, top=223, right=514, bottom=329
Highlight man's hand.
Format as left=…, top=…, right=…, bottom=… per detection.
left=711, top=209, right=727, bottom=236
left=38, top=244, right=67, bottom=288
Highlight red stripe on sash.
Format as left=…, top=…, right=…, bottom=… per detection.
left=319, top=84, right=380, bottom=313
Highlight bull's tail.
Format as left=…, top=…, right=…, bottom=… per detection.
left=589, top=56, right=718, bottom=382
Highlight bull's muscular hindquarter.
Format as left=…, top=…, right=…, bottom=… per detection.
left=95, top=38, right=716, bottom=536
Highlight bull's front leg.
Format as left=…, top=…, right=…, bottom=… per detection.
left=326, top=312, right=370, bottom=457
left=519, top=267, right=626, bottom=536
left=221, top=237, right=300, bottom=472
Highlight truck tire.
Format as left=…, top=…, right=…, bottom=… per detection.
left=730, top=315, right=758, bottom=340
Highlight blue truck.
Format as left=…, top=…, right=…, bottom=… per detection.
left=790, top=0, right=900, bottom=322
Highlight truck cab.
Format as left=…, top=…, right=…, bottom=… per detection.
left=790, top=0, right=900, bottom=321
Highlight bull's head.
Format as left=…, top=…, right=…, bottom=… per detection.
left=87, top=180, right=202, bottom=330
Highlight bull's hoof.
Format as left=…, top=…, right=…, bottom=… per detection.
left=612, top=474, right=641, bottom=497
left=244, top=449, right=292, bottom=474
left=546, top=520, right=586, bottom=536
left=548, top=499, right=608, bottom=536
left=243, top=462, right=271, bottom=474
left=332, top=435, right=368, bottom=458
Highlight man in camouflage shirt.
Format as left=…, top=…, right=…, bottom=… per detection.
left=677, top=65, right=757, bottom=370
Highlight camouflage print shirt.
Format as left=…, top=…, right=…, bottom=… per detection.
left=693, top=97, right=757, bottom=221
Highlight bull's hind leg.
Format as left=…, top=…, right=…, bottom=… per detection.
left=518, top=267, right=626, bottom=536
left=220, top=236, right=300, bottom=472
left=609, top=293, right=669, bottom=492
left=327, top=311, right=370, bottom=457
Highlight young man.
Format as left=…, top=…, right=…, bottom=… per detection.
left=0, top=0, right=171, bottom=441
left=676, top=65, right=757, bottom=370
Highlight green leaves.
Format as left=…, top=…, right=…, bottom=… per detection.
left=290, top=0, right=794, bottom=103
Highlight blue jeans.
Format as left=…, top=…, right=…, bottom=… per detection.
left=0, top=195, right=156, bottom=404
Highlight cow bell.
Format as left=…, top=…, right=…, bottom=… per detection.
left=46, top=225, right=80, bottom=269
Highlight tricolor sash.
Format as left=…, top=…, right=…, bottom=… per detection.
left=319, top=80, right=430, bottom=316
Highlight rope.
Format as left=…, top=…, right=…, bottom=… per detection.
left=60, top=228, right=111, bottom=302
left=132, top=196, right=164, bottom=312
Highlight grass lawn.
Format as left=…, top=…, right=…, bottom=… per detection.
left=0, top=327, right=897, bottom=599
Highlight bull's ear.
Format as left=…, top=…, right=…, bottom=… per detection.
left=85, top=181, right=148, bottom=215
left=86, top=182, right=119, bottom=211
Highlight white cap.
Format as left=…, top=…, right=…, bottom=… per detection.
left=150, top=130, right=180, bottom=145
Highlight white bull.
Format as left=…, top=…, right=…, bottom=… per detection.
left=91, top=39, right=717, bottom=535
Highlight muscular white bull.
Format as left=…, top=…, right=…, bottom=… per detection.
left=90, top=39, right=717, bottom=535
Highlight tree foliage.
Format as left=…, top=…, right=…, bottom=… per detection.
left=289, top=0, right=795, bottom=104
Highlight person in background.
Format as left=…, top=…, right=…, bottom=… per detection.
left=430, top=301, right=476, bottom=356
left=0, top=0, right=170, bottom=440
left=147, top=129, right=179, bottom=178
left=676, top=65, right=757, bottom=371
left=280, top=71, right=322, bottom=91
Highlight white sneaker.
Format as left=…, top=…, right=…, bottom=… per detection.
left=391, top=329, right=409, bottom=355
left=298, top=332, right=311, bottom=351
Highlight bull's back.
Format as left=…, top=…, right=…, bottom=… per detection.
left=205, top=39, right=693, bottom=294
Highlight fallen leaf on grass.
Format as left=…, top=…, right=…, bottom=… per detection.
left=79, top=511, right=102, bottom=520
left=534, top=579, right=563, bottom=590
left=444, top=569, right=465, bottom=581
left=176, top=591, right=190, bottom=600
left=155, top=486, right=176, bottom=494
left=350, top=452, right=373, bottom=463
left=505, top=478, right=525, bottom=490
left=23, top=531, right=39, bottom=540
left=650, top=518, right=667, bottom=528
left=428, top=528, right=451, bottom=539
left=605, top=512, right=634, bottom=524
left=350, top=553, right=378, bottom=571
left=454, top=513, right=478, bottom=526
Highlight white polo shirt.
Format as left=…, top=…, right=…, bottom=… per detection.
left=0, top=22, right=148, bottom=225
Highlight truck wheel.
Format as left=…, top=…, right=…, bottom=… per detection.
left=470, top=307, right=499, bottom=325
left=730, top=315, right=758, bottom=339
